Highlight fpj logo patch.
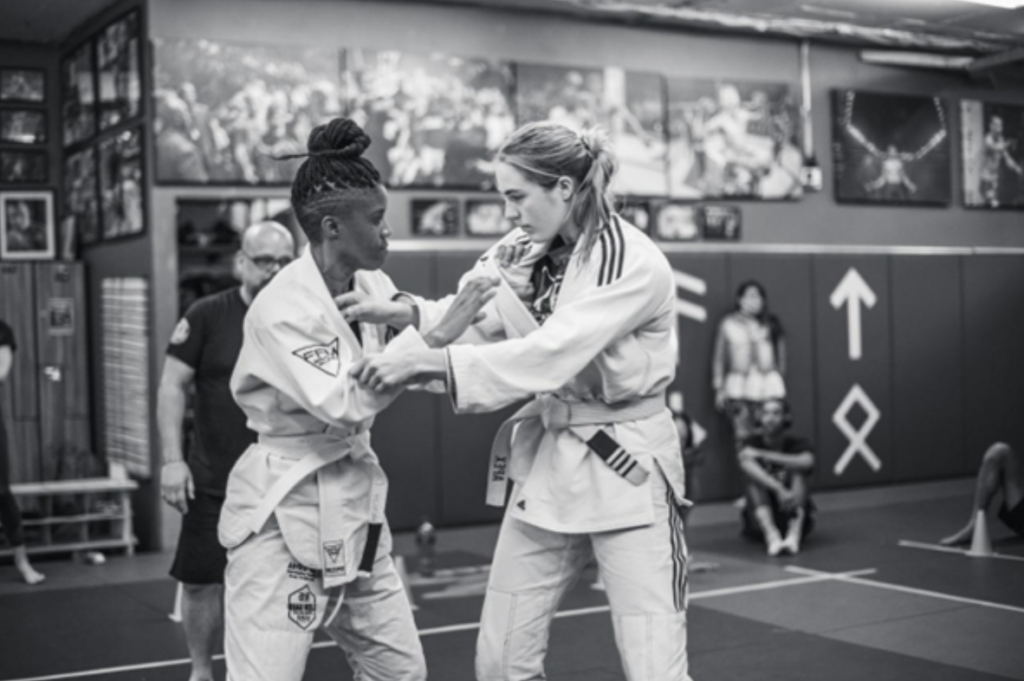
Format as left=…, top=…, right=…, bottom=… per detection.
left=293, top=338, right=341, bottom=377
left=322, top=540, right=346, bottom=577
left=288, top=585, right=317, bottom=630
left=287, top=561, right=320, bottom=582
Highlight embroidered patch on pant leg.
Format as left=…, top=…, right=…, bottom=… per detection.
left=288, top=585, right=317, bottom=630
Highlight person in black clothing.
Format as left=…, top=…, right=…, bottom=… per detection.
left=0, top=319, right=45, bottom=584
left=157, top=221, right=294, bottom=681
left=738, top=398, right=815, bottom=556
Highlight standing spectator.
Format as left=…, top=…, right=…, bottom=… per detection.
left=0, top=317, right=45, bottom=584
left=738, top=398, right=815, bottom=556
left=713, top=280, right=786, bottom=450
left=157, top=222, right=294, bottom=681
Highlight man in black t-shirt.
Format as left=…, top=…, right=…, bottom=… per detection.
left=738, top=398, right=815, bottom=557
left=158, top=221, right=293, bottom=681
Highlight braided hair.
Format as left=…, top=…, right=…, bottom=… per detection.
left=281, top=118, right=382, bottom=243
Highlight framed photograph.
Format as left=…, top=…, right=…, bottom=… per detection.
left=697, top=204, right=742, bottom=241
left=153, top=38, right=341, bottom=184
left=64, top=147, right=99, bottom=246
left=616, top=199, right=651, bottom=234
left=961, top=100, right=1024, bottom=210
left=1, top=109, right=47, bottom=145
left=1, top=69, right=45, bottom=103
left=1, top=150, right=47, bottom=184
left=342, top=49, right=515, bottom=190
left=97, top=10, right=142, bottom=130
left=99, top=127, right=144, bottom=239
left=61, top=40, right=97, bottom=147
left=465, top=199, right=512, bottom=237
left=666, top=78, right=803, bottom=200
left=411, top=198, right=459, bottom=236
left=651, top=200, right=698, bottom=241
left=0, top=191, right=55, bottom=260
left=832, top=90, right=950, bottom=206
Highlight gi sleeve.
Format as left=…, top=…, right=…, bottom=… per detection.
left=446, top=240, right=675, bottom=413
left=247, top=316, right=431, bottom=429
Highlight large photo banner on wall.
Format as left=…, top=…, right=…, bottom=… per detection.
left=665, top=79, right=802, bottom=201
left=961, top=100, right=1024, bottom=210
left=152, top=39, right=341, bottom=185
left=832, top=90, right=950, bottom=206
left=341, top=49, right=515, bottom=190
left=516, top=64, right=668, bottom=196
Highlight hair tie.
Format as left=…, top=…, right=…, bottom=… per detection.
left=579, top=134, right=595, bottom=158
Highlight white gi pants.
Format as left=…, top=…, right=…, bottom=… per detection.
left=476, top=471, right=692, bottom=681
left=224, top=518, right=425, bottom=681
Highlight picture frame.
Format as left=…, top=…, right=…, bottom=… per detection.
left=411, top=198, right=459, bottom=237
left=98, top=126, right=145, bottom=240
left=697, top=204, right=742, bottom=241
left=961, top=99, right=1024, bottom=210
left=616, top=199, right=652, bottom=234
left=64, top=147, right=99, bottom=246
left=0, top=190, right=56, bottom=260
left=464, top=199, right=512, bottom=237
left=61, top=40, right=97, bottom=147
left=651, top=200, right=699, bottom=241
left=97, top=10, right=142, bottom=130
left=0, top=68, right=45, bottom=103
left=0, top=150, right=47, bottom=184
left=832, top=89, right=951, bottom=206
left=1, top=109, right=47, bottom=145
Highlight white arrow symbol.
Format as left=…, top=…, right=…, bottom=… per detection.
left=829, top=268, right=876, bottom=361
left=673, top=270, right=707, bottom=323
left=832, top=384, right=882, bottom=476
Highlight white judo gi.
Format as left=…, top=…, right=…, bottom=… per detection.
left=414, top=218, right=693, bottom=681
left=218, top=248, right=428, bottom=681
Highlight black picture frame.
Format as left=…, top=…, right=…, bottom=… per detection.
left=697, top=204, right=742, bottom=241
left=0, top=190, right=56, bottom=260
left=0, top=109, right=47, bottom=145
left=0, top=150, right=48, bottom=184
left=98, top=126, right=145, bottom=241
left=96, top=10, right=143, bottom=131
left=411, top=198, right=460, bottom=237
left=64, top=147, right=100, bottom=246
left=651, top=200, right=699, bottom=241
left=616, top=198, right=652, bottom=234
left=0, top=69, right=46, bottom=103
left=831, top=89, right=951, bottom=207
left=61, top=40, right=97, bottom=147
left=464, top=198, right=512, bottom=237
left=960, top=99, right=1024, bottom=210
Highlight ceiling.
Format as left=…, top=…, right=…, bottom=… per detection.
left=1, top=0, right=1023, bottom=54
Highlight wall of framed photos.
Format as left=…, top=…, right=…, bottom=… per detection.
left=148, top=0, right=1024, bottom=251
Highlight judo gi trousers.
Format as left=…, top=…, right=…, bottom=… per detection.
left=224, top=518, right=425, bottom=681
left=476, top=471, right=692, bottom=681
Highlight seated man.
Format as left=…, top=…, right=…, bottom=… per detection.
left=738, top=398, right=815, bottom=556
left=941, top=442, right=1023, bottom=546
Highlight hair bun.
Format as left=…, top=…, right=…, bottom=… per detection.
left=306, top=118, right=372, bottom=158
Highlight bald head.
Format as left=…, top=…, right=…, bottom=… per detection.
left=237, top=221, right=296, bottom=301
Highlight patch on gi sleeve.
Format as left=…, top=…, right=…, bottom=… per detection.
left=292, top=338, right=341, bottom=377
left=287, top=585, right=317, bottom=630
left=322, top=540, right=346, bottom=578
left=169, top=318, right=190, bottom=345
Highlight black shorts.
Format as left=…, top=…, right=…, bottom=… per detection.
left=999, top=499, right=1024, bottom=537
left=169, top=491, right=228, bottom=585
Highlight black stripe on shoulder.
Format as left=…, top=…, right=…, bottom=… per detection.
left=598, top=229, right=611, bottom=287
left=612, top=220, right=625, bottom=283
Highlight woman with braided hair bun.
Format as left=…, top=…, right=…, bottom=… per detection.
left=346, top=121, right=693, bottom=681
left=217, top=117, right=498, bottom=681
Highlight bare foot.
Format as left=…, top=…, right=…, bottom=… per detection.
left=17, top=564, right=45, bottom=585
left=939, top=524, right=974, bottom=546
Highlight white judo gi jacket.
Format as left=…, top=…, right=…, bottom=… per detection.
left=415, top=217, right=686, bottom=534
left=219, top=248, right=429, bottom=588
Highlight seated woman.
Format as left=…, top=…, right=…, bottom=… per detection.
left=738, top=398, right=815, bottom=556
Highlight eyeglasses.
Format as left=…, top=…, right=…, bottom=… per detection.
left=243, top=251, right=293, bottom=270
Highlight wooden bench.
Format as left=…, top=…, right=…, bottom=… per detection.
left=1, top=478, right=138, bottom=558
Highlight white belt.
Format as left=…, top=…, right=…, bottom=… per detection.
left=253, top=425, right=386, bottom=588
left=486, top=393, right=667, bottom=506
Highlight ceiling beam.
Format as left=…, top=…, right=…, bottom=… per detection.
left=967, top=45, right=1024, bottom=71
